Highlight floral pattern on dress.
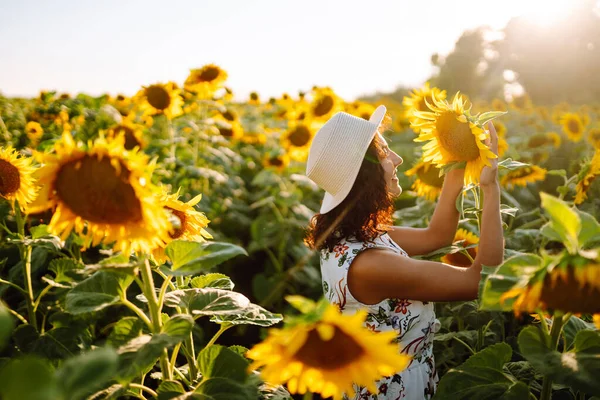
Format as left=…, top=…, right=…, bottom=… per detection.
left=321, top=232, right=439, bottom=400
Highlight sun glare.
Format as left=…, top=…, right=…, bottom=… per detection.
left=519, top=0, right=576, bottom=26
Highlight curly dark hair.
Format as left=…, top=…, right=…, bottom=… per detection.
left=304, top=120, right=395, bottom=252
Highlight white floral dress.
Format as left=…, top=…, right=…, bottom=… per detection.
left=320, top=232, right=440, bottom=400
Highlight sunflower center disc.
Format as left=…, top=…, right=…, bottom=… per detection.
left=166, top=207, right=187, bottom=239
left=444, top=247, right=476, bottom=268
left=289, top=126, right=311, bottom=147
left=417, top=164, right=444, bottom=188
left=55, top=155, right=143, bottom=224
left=146, top=86, right=171, bottom=110
left=269, top=157, right=284, bottom=167
left=510, top=167, right=533, bottom=179
left=114, top=125, right=140, bottom=150
left=222, top=110, right=235, bottom=121
left=0, top=159, right=21, bottom=196
left=219, top=126, right=234, bottom=137
left=436, top=112, right=480, bottom=161
left=199, top=67, right=220, bottom=82
left=540, top=267, right=600, bottom=314
left=567, top=119, right=579, bottom=133
left=313, top=96, right=334, bottom=117
left=293, top=326, right=364, bottom=370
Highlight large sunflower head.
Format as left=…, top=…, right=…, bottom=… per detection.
left=136, top=82, right=183, bottom=119
left=280, top=122, right=315, bottom=162
left=309, top=87, right=342, bottom=120
left=402, top=83, right=447, bottom=132
left=503, top=252, right=600, bottom=315
left=411, top=92, right=498, bottom=185
left=574, top=151, right=600, bottom=205
left=35, top=132, right=171, bottom=254
left=184, top=64, right=228, bottom=98
left=501, top=165, right=547, bottom=190
left=0, top=146, right=39, bottom=211
left=25, top=121, right=44, bottom=146
left=441, top=228, right=479, bottom=267
left=151, top=189, right=212, bottom=263
left=559, top=113, right=585, bottom=142
left=247, top=303, right=411, bottom=400
left=404, top=160, right=444, bottom=201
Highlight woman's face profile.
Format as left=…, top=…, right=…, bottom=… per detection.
left=377, top=133, right=403, bottom=197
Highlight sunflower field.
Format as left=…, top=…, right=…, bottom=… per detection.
left=0, top=64, right=600, bottom=400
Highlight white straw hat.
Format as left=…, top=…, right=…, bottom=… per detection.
left=306, top=105, right=387, bottom=214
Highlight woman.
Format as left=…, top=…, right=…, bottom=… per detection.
left=304, top=106, right=504, bottom=399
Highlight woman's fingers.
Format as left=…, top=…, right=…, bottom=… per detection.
left=487, top=121, right=499, bottom=155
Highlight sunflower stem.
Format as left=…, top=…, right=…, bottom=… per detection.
left=23, top=245, right=37, bottom=330
left=540, top=313, right=565, bottom=400
left=0, top=278, right=27, bottom=294
left=140, top=257, right=173, bottom=381
left=205, top=324, right=232, bottom=348
left=128, top=383, right=158, bottom=398
left=174, top=275, right=198, bottom=382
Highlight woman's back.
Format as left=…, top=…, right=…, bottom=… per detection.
left=320, top=232, right=439, bottom=400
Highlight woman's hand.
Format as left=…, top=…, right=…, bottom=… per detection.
left=480, top=121, right=499, bottom=187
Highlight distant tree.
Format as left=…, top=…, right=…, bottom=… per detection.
left=496, top=0, right=600, bottom=104
left=429, top=28, right=505, bottom=101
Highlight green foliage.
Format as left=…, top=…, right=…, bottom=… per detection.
left=165, top=241, right=248, bottom=275
left=519, top=326, right=600, bottom=395
left=435, top=343, right=531, bottom=399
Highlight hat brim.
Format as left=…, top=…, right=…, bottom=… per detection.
left=319, top=105, right=387, bottom=214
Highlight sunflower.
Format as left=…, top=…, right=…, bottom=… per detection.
left=586, top=127, right=600, bottom=149
left=248, top=91, right=261, bottom=105
left=35, top=132, right=171, bottom=254
left=502, top=253, right=600, bottom=315
left=25, top=121, right=44, bottom=146
left=215, top=120, right=244, bottom=140
left=501, top=166, right=547, bottom=190
left=349, top=102, right=376, bottom=121
left=441, top=229, right=479, bottom=267
left=404, top=160, right=444, bottom=201
left=135, top=82, right=183, bottom=119
left=184, top=64, right=228, bottom=98
left=509, top=94, right=533, bottom=112
left=309, top=87, right=342, bottom=120
left=559, top=113, right=585, bottom=142
left=262, top=151, right=290, bottom=171
left=574, top=151, right=600, bottom=205
left=411, top=92, right=497, bottom=185
left=402, top=83, right=447, bottom=132
left=547, top=131, right=562, bottom=148
left=281, top=122, right=315, bottom=162
left=247, top=304, right=411, bottom=400
left=151, top=189, right=212, bottom=263
left=107, top=122, right=146, bottom=150
left=109, top=94, right=132, bottom=117
left=491, top=98, right=507, bottom=112
left=0, top=146, right=39, bottom=211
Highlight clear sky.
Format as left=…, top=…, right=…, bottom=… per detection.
left=0, top=0, right=577, bottom=101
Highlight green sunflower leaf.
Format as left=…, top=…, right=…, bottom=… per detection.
left=165, top=241, right=247, bottom=276
left=435, top=343, right=530, bottom=399
left=540, top=192, right=581, bottom=253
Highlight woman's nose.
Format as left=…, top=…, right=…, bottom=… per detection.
left=394, top=154, right=403, bottom=167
